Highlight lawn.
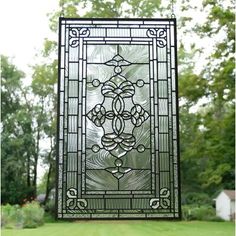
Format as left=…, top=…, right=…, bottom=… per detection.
left=1, top=221, right=234, bottom=236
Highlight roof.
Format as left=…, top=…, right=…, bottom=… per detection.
left=223, top=190, right=235, bottom=200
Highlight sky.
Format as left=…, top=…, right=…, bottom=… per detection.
left=0, top=0, right=58, bottom=74
left=1, top=0, right=59, bottom=180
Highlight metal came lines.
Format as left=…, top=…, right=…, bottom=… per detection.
left=56, top=18, right=181, bottom=219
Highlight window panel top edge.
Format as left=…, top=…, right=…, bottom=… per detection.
left=60, top=17, right=176, bottom=22
left=61, top=18, right=176, bottom=27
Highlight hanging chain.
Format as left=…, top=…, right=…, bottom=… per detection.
left=60, top=0, right=65, bottom=17
left=171, top=0, right=176, bottom=18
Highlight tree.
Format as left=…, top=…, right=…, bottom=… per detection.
left=1, top=55, right=57, bottom=204
left=31, top=61, right=57, bottom=204
left=1, top=55, right=35, bottom=204
left=178, top=0, right=235, bottom=196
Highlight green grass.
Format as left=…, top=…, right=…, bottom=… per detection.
left=1, top=221, right=235, bottom=236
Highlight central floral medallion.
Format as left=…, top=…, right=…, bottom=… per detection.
left=87, top=54, right=149, bottom=179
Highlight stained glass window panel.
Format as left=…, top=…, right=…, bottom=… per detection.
left=57, top=18, right=181, bottom=219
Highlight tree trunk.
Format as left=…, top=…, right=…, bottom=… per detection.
left=33, top=127, right=40, bottom=197
left=27, top=154, right=31, bottom=187
left=44, top=160, right=52, bottom=205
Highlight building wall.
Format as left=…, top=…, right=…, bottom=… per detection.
left=230, top=200, right=235, bottom=219
left=216, top=192, right=231, bottom=221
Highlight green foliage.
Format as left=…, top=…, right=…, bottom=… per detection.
left=22, top=201, right=44, bottom=228
left=182, top=192, right=212, bottom=206
left=1, top=204, right=24, bottom=229
left=32, top=62, right=57, bottom=96
left=179, top=72, right=207, bottom=103
left=43, top=40, right=57, bottom=57
left=1, top=55, right=57, bottom=205
left=182, top=205, right=224, bottom=221
left=1, top=202, right=44, bottom=229
left=49, top=0, right=162, bottom=31
left=1, top=55, right=36, bottom=204
left=179, top=0, right=235, bottom=195
left=44, top=200, right=56, bottom=217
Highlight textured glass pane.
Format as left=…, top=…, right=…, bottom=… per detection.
left=86, top=149, right=115, bottom=169
left=68, top=116, right=77, bottom=132
left=69, top=63, right=78, bottom=80
left=159, top=99, right=168, bottom=115
left=86, top=170, right=118, bottom=190
left=68, top=134, right=77, bottom=152
left=106, top=199, right=130, bottom=209
left=157, top=47, right=167, bottom=61
left=69, top=46, right=79, bottom=61
left=67, top=153, right=77, bottom=171
left=158, top=63, right=167, bottom=80
left=159, top=134, right=169, bottom=152
left=119, top=45, right=149, bottom=63
left=68, top=81, right=78, bottom=97
left=87, top=45, right=116, bottom=63
left=68, top=98, right=78, bottom=115
left=119, top=170, right=151, bottom=190
left=87, top=64, right=114, bottom=83
left=159, top=80, right=167, bottom=98
left=159, top=116, right=168, bottom=133
left=159, top=153, right=170, bottom=171
left=123, top=64, right=149, bottom=83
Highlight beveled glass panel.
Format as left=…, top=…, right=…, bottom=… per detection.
left=57, top=18, right=180, bottom=219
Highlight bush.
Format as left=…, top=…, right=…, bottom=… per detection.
left=182, top=192, right=212, bottom=205
left=182, top=205, right=224, bottom=221
left=1, top=204, right=24, bottom=229
left=22, top=201, right=44, bottom=228
left=45, top=199, right=56, bottom=216
left=1, top=201, right=44, bottom=229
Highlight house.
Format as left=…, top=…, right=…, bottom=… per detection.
left=36, top=189, right=55, bottom=204
left=215, top=190, right=235, bottom=221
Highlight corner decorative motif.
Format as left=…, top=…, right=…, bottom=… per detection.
left=150, top=188, right=170, bottom=209
left=146, top=28, right=167, bottom=48
left=66, top=188, right=87, bottom=209
left=69, top=28, right=90, bottom=47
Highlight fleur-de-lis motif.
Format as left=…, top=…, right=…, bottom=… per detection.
left=105, top=54, right=131, bottom=74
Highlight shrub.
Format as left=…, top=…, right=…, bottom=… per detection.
left=182, top=192, right=212, bottom=205
left=1, top=201, right=44, bottom=229
left=22, top=201, right=44, bottom=228
left=45, top=199, right=56, bottom=216
left=1, top=204, right=24, bottom=229
left=182, top=205, right=224, bottom=221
